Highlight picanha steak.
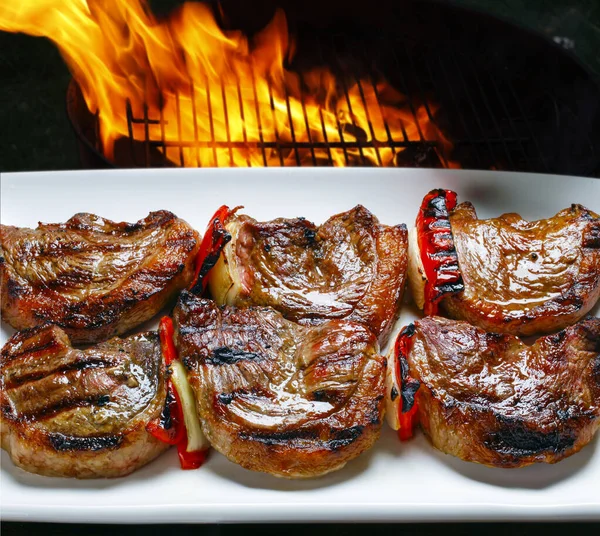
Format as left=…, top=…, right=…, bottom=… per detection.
left=408, top=190, right=600, bottom=335
left=1, top=325, right=168, bottom=478
left=172, top=290, right=386, bottom=478
left=0, top=211, right=199, bottom=343
left=207, top=205, right=407, bottom=344
left=404, top=316, right=600, bottom=467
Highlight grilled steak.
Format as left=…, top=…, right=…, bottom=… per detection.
left=1, top=211, right=199, bottom=343
left=207, top=205, right=407, bottom=344
left=408, top=191, right=600, bottom=335
left=405, top=316, right=600, bottom=468
left=444, top=202, right=600, bottom=335
left=172, top=291, right=386, bottom=478
left=1, top=325, right=168, bottom=478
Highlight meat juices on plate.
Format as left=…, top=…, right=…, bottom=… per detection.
left=0, top=211, right=199, bottom=344
left=402, top=316, right=600, bottom=467
left=172, top=291, right=386, bottom=478
left=207, top=205, right=408, bottom=345
left=408, top=190, right=600, bottom=335
left=1, top=325, right=168, bottom=478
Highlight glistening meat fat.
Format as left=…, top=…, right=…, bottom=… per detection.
left=408, top=190, right=600, bottom=335
left=206, top=205, right=408, bottom=344
left=0, top=325, right=168, bottom=478
left=172, top=291, right=386, bottom=478
left=0, top=211, right=199, bottom=344
left=400, top=316, right=600, bottom=467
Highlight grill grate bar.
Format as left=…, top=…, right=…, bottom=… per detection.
left=401, top=42, right=449, bottom=167
left=118, top=28, right=597, bottom=174
left=190, top=80, right=201, bottom=167
left=141, top=140, right=439, bottom=150
left=250, top=65, right=268, bottom=167
left=484, top=70, right=532, bottom=169
left=448, top=49, right=499, bottom=169
left=220, top=80, right=235, bottom=166
left=389, top=39, right=427, bottom=143
left=460, top=49, right=518, bottom=170
left=299, top=85, right=319, bottom=166
left=283, top=85, right=302, bottom=166
left=204, top=75, right=218, bottom=167
left=267, top=81, right=284, bottom=166
left=174, top=92, right=185, bottom=166
left=235, top=74, right=252, bottom=167
left=430, top=52, right=483, bottom=168
left=502, top=75, right=550, bottom=173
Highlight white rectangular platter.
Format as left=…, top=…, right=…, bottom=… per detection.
left=1, top=167, right=599, bottom=523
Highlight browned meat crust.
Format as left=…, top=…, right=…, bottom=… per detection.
left=0, top=211, right=199, bottom=343
left=173, top=291, right=386, bottom=478
left=0, top=325, right=168, bottom=478
left=407, top=316, right=600, bottom=468
left=443, top=203, right=600, bottom=335
left=208, top=205, right=407, bottom=344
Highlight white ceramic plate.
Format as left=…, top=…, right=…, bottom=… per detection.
left=1, top=168, right=599, bottom=523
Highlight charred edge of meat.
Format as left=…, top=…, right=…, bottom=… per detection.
left=240, top=425, right=366, bottom=451
left=483, top=415, right=578, bottom=457
left=48, top=433, right=123, bottom=452
left=206, top=347, right=264, bottom=366
left=397, top=324, right=419, bottom=413
left=417, top=190, right=464, bottom=310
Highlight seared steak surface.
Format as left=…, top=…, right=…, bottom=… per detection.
left=443, top=203, right=600, bottom=335
left=173, top=291, right=386, bottom=478
left=208, top=205, right=407, bottom=344
left=0, top=211, right=199, bottom=343
left=407, top=316, right=600, bottom=467
left=1, top=325, right=168, bottom=478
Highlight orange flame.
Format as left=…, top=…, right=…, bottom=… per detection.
left=0, top=0, right=456, bottom=167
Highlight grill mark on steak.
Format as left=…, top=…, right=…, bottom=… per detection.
left=48, top=433, right=123, bottom=452
left=0, top=325, right=168, bottom=478
left=207, top=347, right=264, bottom=366
left=0, top=211, right=199, bottom=344
left=17, top=395, right=116, bottom=421
left=4, top=356, right=116, bottom=390
left=173, top=291, right=385, bottom=478
left=406, top=316, right=600, bottom=468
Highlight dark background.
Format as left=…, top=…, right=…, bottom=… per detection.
left=1, top=0, right=599, bottom=172
left=1, top=0, right=600, bottom=533
left=3, top=523, right=600, bottom=535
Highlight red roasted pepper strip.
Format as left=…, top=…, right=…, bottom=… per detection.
left=177, top=438, right=209, bottom=470
left=146, top=381, right=185, bottom=445
left=147, top=317, right=182, bottom=444
left=147, top=316, right=208, bottom=469
left=158, top=316, right=177, bottom=365
left=189, top=205, right=240, bottom=294
left=394, top=324, right=420, bottom=441
left=416, top=189, right=464, bottom=316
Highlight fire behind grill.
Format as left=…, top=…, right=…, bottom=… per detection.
left=67, top=0, right=600, bottom=176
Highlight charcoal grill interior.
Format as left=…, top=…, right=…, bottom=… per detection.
left=67, top=0, right=600, bottom=176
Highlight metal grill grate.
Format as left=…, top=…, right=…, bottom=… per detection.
left=72, top=15, right=599, bottom=176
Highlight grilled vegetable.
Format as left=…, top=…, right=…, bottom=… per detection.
left=146, top=317, right=209, bottom=470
